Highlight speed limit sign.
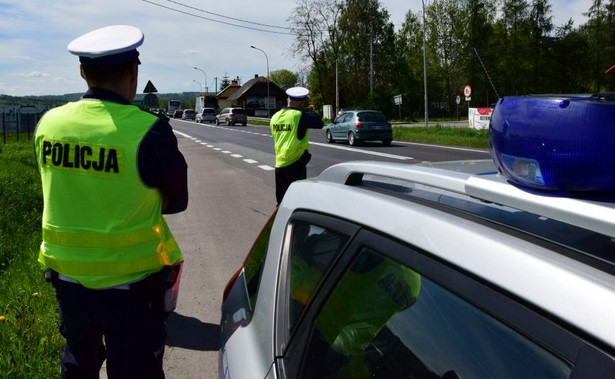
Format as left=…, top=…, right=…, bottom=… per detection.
left=463, top=85, right=472, bottom=97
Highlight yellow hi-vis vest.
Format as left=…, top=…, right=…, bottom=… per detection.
left=34, top=99, right=183, bottom=289
left=270, top=108, right=309, bottom=168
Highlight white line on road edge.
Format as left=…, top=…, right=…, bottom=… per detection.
left=309, top=141, right=413, bottom=161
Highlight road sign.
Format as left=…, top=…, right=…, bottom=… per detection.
left=144, top=93, right=158, bottom=107
left=456, top=95, right=461, bottom=105
left=393, top=95, right=402, bottom=105
left=143, top=80, right=158, bottom=93
left=463, top=85, right=472, bottom=97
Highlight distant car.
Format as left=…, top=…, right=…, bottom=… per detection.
left=216, top=107, right=247, bottom=126
left=173, top=110, right=183, bottom=118
left=196, top=108, right=217, bottom=123
left=182, top=109, right=195, bottom=120
left=157, top=108, right=166, bottom=116
left=326, top=110, right=392, bottom=146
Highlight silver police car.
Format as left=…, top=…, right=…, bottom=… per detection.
left=220, top=94, right=615, bottom=378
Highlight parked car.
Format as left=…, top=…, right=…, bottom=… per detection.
left=220, top=95, right=615, bottom=378
left=182, top=109, right=195, bottom=120
left=172, top=110, right=183, bottom=118
left=216, top=107, right=247, bottom=126
left=326, top=109, right=392, bottom=146
left=196, top=108, right=217, bottom=123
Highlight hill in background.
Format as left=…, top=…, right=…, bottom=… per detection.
left=0, top=92, right=202, bottom=109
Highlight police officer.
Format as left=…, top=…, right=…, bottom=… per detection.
left=270, top=87, right=324, bottom=205
left=34, top=25, right=188, bottom=378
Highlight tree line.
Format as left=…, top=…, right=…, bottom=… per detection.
left=287, top=0, right=615, bottom=120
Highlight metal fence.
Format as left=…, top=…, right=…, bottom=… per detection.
left=1, top=105, right=49, bottom=144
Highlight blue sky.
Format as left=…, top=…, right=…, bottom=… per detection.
left=0, top=0, right=590, bottom=97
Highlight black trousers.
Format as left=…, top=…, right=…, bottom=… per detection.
left=275, top=152, right=311, bottom=205
left=53, top=273, right=167, bottom=379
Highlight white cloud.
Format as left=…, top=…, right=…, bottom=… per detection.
left=12, top=71, right=51, bottom=78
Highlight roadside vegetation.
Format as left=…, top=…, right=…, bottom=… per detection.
left=0, top=138, right=63, bottom=377
left=393, top=126, right=489, bottom=149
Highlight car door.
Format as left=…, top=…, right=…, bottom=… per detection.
left=218, top=108, right=228, bottom=123
left=337, top=112, right=353, bottom=138
left=275, top=227, right=615, bottom=378
left=331, top=113, right=348, bottom=139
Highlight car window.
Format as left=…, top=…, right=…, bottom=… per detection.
left=298, top=246, right=572, bottom=378
left=204, top=109, right=215, bottom=114
left=287, top=220, right=350, bottom=335
left=334, top=113, right=346, bottom=123
left=357, top=112, right=386, bottom=122
left=232, top=109, right=245, bottom=114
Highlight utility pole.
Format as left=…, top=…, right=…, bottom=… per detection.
left=336, top=59, right=339, bottom=115
left=369, top=23, right=374, bottom=94
left=421, top=0, right=429, bottom=127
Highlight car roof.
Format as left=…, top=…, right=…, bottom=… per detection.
left=278, top=160, right=615, bottom=349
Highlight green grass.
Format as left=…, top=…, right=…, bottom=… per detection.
left=393, top=126, right=489, bottom=148
left=0, top=139, right=63, bottom=378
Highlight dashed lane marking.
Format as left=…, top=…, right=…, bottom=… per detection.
left=174, top=130, right=274, bottom=172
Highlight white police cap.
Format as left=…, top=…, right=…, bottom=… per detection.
left=286, top=87, right=309, bottom=101
left=68, top=25, right=144, bottom=65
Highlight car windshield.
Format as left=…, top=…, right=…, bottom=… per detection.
left=204, top=109, right=215, bottom=113
left=232, top=109, right=245, bottom=114
left=357, top=112, right=386, bottom=122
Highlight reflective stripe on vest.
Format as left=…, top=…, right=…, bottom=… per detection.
left=42, top=222, right=164, bottom=249
left=270, top=108, right=309, bottom=167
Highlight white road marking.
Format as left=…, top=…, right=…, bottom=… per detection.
left=176, top=131, right=273, bottom=171
left=309, top=141, right=413, bottom=161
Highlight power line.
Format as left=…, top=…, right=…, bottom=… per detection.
left=141, top=0, right=296, bottom=35
left=164, top=0, right=292, bottom=31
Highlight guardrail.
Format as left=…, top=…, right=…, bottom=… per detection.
left=1, top=105, right=48, bottom=144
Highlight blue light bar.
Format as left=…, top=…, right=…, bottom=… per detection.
left=490, top=94, right=615, bottom=191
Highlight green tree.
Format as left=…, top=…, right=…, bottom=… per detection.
left=581, top=0, right=615, bottom=91
left=289, top=0, right=344, bottom=109
left=270, top=69, right=299, bottom=90
left=398, top=10, right=428, bottom=118
left=219, top=73, right=232, bottom=91
left=337, top=0, right=397, bottom=110
left=466, top=0, right=496, bottom=107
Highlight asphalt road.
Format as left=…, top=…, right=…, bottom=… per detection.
left=102, top=119, right=490, bottom=378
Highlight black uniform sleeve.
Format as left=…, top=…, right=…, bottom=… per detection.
left=138, top=118, right=188, bottom=214
left=297, top=111, right=324, bottom=140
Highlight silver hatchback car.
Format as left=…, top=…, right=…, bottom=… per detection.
left=220, top=95, right=615, bottom=378
left=216, top=107, right=247, bottom=126
left=196, top=108, right=217, bottom=123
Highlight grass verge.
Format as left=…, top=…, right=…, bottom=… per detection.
left=393, top=126, right=489, bottom=148
left=0, top=138, right=63, bottom=377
